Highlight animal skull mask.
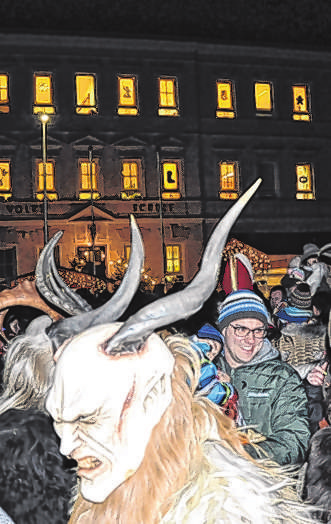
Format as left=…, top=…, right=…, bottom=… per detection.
left=46, top=323, right=174, bottom=503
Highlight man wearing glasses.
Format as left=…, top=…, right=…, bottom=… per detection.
left=215, top=289, right=310, bottom=466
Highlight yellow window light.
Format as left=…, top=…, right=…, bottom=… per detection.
left=255, top=82, right=272, bottom=112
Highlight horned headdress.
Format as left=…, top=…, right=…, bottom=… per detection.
left=35, top=178, right=261, bottom=353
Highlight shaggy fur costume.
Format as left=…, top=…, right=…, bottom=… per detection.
left=303, top=426, right=331, bottom=523
left=0, top=408, right=76, bottom=524
left=275, top=323, right=327, bottom=378
left=68, top=335, right=313, bottom=524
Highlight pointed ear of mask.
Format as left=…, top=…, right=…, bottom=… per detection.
left=142, top=370, right=173, bottom=428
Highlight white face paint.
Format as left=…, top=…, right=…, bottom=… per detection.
left=46, top=323, right=174, bottom=503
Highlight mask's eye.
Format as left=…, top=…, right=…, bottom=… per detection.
left=79, top=415, right=97, bottom=425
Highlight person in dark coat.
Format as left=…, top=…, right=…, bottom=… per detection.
left=0, top=408, right=75, bottom=524
left=0, top=317, right=76, bottom=524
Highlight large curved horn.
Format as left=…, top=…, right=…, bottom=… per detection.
left=46, top=215, right=144, bottom=349
left=104, top=179, right=262, bottom=354
left=0, top=280, right=63, bottom=336
left=319, top=243, right=331, bottom=259
left=35, top=231, right=93, bottom=315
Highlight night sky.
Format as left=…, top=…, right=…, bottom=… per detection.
left=0, top=0, right=330, bottom=50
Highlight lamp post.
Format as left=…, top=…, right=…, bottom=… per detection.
left=156, top=150, right=166, bottom=282
left=39, top=113, right=49, bottom=246
left=88, top=145, right=97, bottom=276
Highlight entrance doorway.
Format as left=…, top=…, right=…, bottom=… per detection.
left=77, top=246, right=106, bottom=278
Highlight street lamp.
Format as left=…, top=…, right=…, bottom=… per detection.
left=156, top=149, right=166, bottom=281
left=88, top=145, right=97, bottom=276
left=39, top=112, right=49, bottom=246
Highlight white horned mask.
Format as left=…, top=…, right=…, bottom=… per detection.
left=44, top=180, right=261, bottom=503
left=46, top=324, right=174, bottom=503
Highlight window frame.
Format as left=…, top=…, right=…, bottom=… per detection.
left=117, top=75, right=139, bottom=116
left=160, top=159, right=182, bottom=200
left=292, top=84, right=311, bottom=122
left=165, top=244, right=182, bottom=274
left=218, top=161, right=240, bottom=200
left=33, top=72, right=56, bottom=115
left=78, top=157, right=101, bottom=200
left=216, top=80, right=236, bottom=119
left=295, top=162, right=315, bottom=200
left=158, top=77, right=179, bottom=117
left=0, top=160, right=12, bottom=200
left=120, top=159, right=143, bottom=199
left=35, top=159, right=58, bottom=201
left=75, top=73, right=98, bottom=115
left=254, top=81, right=274, bottom=115
left=0, top=74, right=10, bottom=113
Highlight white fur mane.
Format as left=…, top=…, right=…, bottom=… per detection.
left=162, top=441, right=312, bottom=524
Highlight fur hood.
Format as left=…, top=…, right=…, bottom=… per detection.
left=275, top=322, right=327, bottom=376
left=280, top=322, right=327, bottom=339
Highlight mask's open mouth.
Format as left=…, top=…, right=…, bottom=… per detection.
left=77, top=456, right=103, bottom=476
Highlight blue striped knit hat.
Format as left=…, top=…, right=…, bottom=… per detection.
left=197, top=323, right=223, bottom=344
left=217, top=290, right=269, bottom=332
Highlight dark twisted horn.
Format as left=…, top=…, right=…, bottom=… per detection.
left=36, top=231, right=93, bottom=315
left=46, top=215, right=144, bottom=349
left=104, top=178, right=262, bottom=354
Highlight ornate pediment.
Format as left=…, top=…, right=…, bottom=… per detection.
left=71, top=135, right=105, bottom=150
left=157, top=136, right=184, bottom=151
left=111, top=136, right=147, bottom=149
left=30, top=134, right=64, bottom=150
left=67, top=204, right=116, bottom=222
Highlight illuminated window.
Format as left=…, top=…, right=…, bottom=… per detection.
left=0, top=74, right=9, bottom=113
left=161, top=161, right=181, bottom=200
left=166, top=245, right=181, bottom=273
left=36, top=160, right=58, bottom=200
left=121, top=160, right=142, bottom=199
left=118, top=76, right=138, bottom=116
left=0, top=161, right=12, bottom=200
left=219, top=162, right=239, bottom=200
left=296, top=163, right=315, bottom=199
left=79, top=159, right=100, bottom=200
left=33, top=73, right=55, bottom=114
left=292, top=85, right=311, bottom=121
left=255, top=82, right=273, bottom=114
left=158, top=77, right=179, bottom=116
left=75, top=74, right=97, bottom=115
left=216, top=80, right=236, bottom=119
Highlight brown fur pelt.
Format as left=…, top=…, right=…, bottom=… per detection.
left=275, top=323, right=327, bottom=375
left=68, top=335, right=312, bottom=524
left=303, top=426, right=331, bottom=523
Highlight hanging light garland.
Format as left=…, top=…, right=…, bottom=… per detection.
left=107, top=256, right=158, bottom=293
left=14, top=269, right=107, bottom=295
left=223, top=238, right=271, bottom=275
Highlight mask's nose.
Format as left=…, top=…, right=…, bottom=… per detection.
left=59, top=424, right=80, bottom=458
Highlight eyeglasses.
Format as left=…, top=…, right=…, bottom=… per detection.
left=229, top=324, right=267, bottom=339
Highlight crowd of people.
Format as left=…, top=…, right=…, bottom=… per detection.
left=0, top=212, right=330, bottom=523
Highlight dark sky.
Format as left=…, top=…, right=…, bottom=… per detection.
left=0, top=0, right=330, bottom=50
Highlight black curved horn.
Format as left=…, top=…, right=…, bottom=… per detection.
left=47, top=215, right=144, bottom=349
left=104, top=179, right=262, bottom=354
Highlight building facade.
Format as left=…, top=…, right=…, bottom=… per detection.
left=0, top=33, right=330, bottom=285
